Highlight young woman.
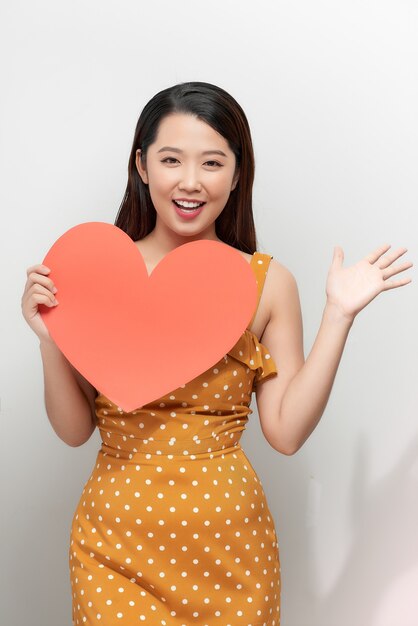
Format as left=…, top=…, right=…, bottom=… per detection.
left=21, top=81, right=412, bottom=626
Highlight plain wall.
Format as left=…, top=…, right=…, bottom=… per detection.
left=1, top=1, right=417, bottom=624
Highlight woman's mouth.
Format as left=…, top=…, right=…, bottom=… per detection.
left=172, top=200, right=206, bottom=219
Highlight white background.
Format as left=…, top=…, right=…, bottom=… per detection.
left=1, top=1, right=417, bottom=624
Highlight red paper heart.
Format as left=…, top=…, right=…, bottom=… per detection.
left=39, top=222, right=258, bottom=412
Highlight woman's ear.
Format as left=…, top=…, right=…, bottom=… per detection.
left=135, top=149, right=149, bottom=185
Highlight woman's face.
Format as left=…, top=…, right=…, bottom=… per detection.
left=135, top=113, right=239, bottom=240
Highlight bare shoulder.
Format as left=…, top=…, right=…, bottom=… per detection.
left=263, top=257, right=300, bottom=326
left=234, top=250, right=298, bottom=322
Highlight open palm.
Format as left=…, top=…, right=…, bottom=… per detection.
left=326, top=244, right=413, bottom=322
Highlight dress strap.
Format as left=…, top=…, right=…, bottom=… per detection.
left=247, top=252, right=273, bottom=328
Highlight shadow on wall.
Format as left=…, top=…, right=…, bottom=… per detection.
left=282, top=429, right=418, bottom=626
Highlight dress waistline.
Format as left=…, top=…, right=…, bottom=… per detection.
left=99, top=438, right=243, bottom=461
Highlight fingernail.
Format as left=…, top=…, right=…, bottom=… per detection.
left=52, top=287, right=58, bottom=293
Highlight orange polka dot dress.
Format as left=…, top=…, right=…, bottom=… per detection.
left=69, top=252, right=281, bottom=625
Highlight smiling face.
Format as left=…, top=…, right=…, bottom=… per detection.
left=135, top=113, right=239, bottom=243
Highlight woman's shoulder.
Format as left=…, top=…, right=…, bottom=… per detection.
left=262, top=256, right=300, bottom=322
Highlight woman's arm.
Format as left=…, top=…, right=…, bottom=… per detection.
left=256, top=244, right=412, bottom=455
left=22, top=262, right=98, bottom=447
left=265, top=301, right=353, bottom=455
left=39, top=338, right=98, bottom=447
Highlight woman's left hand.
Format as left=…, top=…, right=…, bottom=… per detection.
left=325, top=243, right=413, bottom=323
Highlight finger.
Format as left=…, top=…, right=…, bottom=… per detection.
left=31, top=292, right=59, bottom=308
left=366, top=243, right=392, bottom=264
left=24, top=265, right=53, bottom=296
left=383, top=276, right=413, bottom=291
left=26, top=264, right=51, bottom=276
left=378, top=247, right=410, bottom=270
left=382, top=261, right=414, bottom=280
left=26, top=270, right=57, bottom=293
left=29, top=283, right=58, bottom=306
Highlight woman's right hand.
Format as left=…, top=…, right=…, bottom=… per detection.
left=21, top=264, right=59, bottom=342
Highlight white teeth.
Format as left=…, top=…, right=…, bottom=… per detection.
left=174, top=200, right=203, bottom=208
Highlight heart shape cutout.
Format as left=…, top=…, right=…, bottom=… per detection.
left=39, top=222, right=258, bottom=412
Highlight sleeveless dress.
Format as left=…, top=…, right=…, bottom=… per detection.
left=69, top=251, right=281, bottom=626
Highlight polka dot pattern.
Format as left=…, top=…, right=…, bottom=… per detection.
left=69, top=252, right=281, bottom=625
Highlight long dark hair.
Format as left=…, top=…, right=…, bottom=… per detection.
left=114, top=81, right=258, bottom=253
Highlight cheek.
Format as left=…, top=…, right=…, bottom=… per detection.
left=148, top=164, right=176, bottom=189
left=208, top=170, right=234, bottom=193
left=153, top=173, right=176, bottom=192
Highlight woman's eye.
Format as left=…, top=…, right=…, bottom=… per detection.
left=161, top=158, right=222, bottom=168
left=205, top=161, right=222, bottom=168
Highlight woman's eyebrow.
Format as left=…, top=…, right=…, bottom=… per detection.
left=157, top=146, right=228, bottom=157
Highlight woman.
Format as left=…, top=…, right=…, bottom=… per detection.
left=21, top=81, right=412, bottom=625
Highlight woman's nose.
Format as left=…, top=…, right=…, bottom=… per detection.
left=178, top=167, right=202, bottom=191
